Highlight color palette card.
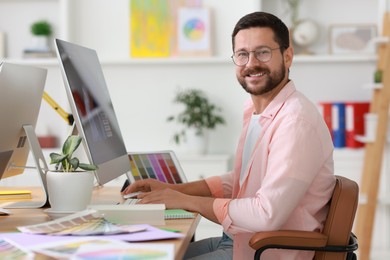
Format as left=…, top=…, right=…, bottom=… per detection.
left=18, top=209, right=145, bottom=236
left=128, top=151, right=185, bottom=184
left=0, top=238, right=34, bottom=259
left=30, top=237, right=174, bottom=259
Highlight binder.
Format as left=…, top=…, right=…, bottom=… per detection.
left=332, top=102, right=346, bottom=148
left=318, top=102, right=333, bottom=139
left=345, top=102, right=370, bottom=148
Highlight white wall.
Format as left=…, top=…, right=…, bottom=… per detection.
left=20, top=0, right=378, bottom=158
left=66, top=0, right=261, bottom=59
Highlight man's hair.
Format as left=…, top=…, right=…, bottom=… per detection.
left=232, top=12, right=290, bottom=52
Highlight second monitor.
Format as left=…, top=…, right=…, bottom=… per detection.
left=55, top=39, right=131, bottom=185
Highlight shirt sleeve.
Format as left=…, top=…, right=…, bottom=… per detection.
left=205, top=174, right=235, bottom=224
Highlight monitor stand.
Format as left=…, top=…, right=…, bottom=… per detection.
left=0, top=125, right=49, bottom=208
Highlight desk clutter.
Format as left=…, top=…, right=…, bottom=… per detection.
left=1, top=208, right=185, bottom=259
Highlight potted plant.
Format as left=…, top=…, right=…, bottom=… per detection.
left=30, top=20, right=52, bottom=51
left=45, top=135, right=98, bottom=214
left=167, top=88, right=225, bottom=154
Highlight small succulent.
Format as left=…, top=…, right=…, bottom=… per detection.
left=49, top=135, right=98, bottom=172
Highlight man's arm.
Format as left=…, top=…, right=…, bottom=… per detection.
left=123, top=178, right=221, bottom=223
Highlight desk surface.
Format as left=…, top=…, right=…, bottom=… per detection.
left=0, top=186, right=201, bottom=260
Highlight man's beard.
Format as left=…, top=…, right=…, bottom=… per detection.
left=238, top=63, right=286, bottom=96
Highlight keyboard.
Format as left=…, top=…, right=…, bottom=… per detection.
left=122, top=198, right=141, bottom=205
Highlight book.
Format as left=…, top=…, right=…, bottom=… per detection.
left=345, top=102, right=370, bottom=148
left=23, top=49, right=54, bottom=58
left=0, top=190, right=32, bottom=200
left=164, top=209, right=195, bottom=219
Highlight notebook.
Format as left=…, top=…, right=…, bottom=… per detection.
left=164, top=209, right=195, bottom=219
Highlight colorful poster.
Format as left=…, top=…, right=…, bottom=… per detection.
left=130, top=0, right=172, bottom=57
left=177, top=7, right=211, bottom=56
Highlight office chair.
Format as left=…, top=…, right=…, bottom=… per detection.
left=249, top=175, right=359, bottom=260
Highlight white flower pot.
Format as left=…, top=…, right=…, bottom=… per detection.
left=46, top=171, right=94, bottom=212
left=180, top=128, right=208, bottom=155
left=31, top=35, right=50, bottom=51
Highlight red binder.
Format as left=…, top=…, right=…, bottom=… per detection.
left=345, top=102, right=370, bottom=148
left=318, top=102, right=333, bottom=139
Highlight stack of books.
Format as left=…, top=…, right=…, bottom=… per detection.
left=23, top=48, right=54, bottom=58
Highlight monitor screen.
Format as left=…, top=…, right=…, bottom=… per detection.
left=54, top=39, right=131, bottom=185
left=0, top=62, right=47, bottom=180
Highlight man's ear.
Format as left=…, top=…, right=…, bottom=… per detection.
left=284, top=46, right=294, bottom=68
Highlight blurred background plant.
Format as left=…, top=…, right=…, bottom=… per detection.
left=167, top=88, right=225, bottom=145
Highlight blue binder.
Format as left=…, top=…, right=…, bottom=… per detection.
left=332, top=102, right=346, bottom=148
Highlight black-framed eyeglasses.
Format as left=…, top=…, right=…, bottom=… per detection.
left=231, top=47, right=281, bottom=66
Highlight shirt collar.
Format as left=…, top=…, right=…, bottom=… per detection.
left=243, top=80, right=296, bottom=123
left=260, top=80, right=296, bottom=119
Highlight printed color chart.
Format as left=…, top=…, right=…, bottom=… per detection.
left=128, top=152, right=184, bottom=184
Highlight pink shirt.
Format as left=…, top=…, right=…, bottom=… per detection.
left=205, top=81, right=335, bottom=260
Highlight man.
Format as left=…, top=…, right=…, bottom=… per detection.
left=123, top=11, right=335, bottom=259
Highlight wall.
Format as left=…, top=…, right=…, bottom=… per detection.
left=19, top=0, right=378, bottom=155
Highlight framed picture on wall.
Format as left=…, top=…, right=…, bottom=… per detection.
left=176, top=7, right=212, bottom=56
left=329, top=24, right=377, bottom=54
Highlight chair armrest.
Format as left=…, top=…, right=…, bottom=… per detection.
left=249, top=230, right=328, bottom=250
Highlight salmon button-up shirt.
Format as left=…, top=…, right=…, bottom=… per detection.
left=205, top=81, right=336, bottom=260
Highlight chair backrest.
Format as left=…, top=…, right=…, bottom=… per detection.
left=315, top=175, right=359, bottom=260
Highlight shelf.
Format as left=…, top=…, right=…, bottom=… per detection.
left=359, top=193, right=390, bottom=206
left=3, top=54, right=378, bottom=67
left=293, top=54, right=377, bottom=63
left=363, top=83, right=383, bottom=89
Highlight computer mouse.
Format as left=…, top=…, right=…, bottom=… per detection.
left=120, top=179, right=130, bottom=192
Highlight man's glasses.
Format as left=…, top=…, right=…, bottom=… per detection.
left=231, top=47, right=281, bottom=66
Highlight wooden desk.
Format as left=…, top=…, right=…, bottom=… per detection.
left=0, top=186, right=201, bottom=260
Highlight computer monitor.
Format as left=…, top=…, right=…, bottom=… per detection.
left=0, top=62, right=49, bottom=208
left=0, top=62, right=47, bottom=180
left=54, top=39, right=131, bottom=185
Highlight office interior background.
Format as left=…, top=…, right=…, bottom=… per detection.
left=0, top=0, right=389, bottom=258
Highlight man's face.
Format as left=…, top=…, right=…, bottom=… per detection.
left=233, top=27, right=290, bottom=96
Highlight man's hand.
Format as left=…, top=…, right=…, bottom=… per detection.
left=122, top=179, right=170, bottom=194
left=137, top=188, right=190, bottom=209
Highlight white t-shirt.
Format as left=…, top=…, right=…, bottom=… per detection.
left=240, top=113, right=262, bottom=186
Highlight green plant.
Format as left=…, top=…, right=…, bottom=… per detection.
left=31, top=20, right=52, bottom=36
left=167, top=88, right=225, bottom=144
left=49, top=135, right=98, bottom=172
left=374, top=69, right=383, bottom=83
